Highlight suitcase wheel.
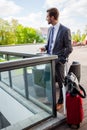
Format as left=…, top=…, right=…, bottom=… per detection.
left=67, top=124, right=71, bottom=127
left=67, top=123, right=80, bottom=129
left=77, top=124, right=80, bottom=128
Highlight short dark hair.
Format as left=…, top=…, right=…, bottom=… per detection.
left=47, top=8, right=59, bottom=20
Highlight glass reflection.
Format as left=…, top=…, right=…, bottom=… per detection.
left=27, top=63, right=53, bottom=109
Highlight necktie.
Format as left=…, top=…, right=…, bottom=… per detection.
left=48, top=27, right=54, bottom=54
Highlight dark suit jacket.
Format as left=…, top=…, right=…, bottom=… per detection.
left=45, top=24, right=73, bottom=63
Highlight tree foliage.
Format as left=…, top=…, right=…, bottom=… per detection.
left=0, top=18, right=44, bottom=45
left=0, top=18, right=87, bottom=45
left=72, top=28, right=86, bottom=43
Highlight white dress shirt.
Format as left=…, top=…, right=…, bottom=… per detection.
left=50, top=22, right=60, bottom=54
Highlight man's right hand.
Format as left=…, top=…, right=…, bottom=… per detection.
left=40, top=47, right=46, bottom=52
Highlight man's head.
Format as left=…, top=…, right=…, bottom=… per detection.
left=46, top=8, right=59, bottom=25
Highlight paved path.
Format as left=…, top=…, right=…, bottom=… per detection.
left=69, top=45, right=87, bottom=66
left=0, top=44, right=43, bottom=54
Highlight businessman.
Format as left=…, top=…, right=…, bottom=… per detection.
left=40, top=8, right=72, bottom=110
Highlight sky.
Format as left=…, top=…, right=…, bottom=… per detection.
left=0, top=0, right=87, bottom=33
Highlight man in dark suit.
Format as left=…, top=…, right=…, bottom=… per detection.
left=40, top=8, right=72, bottom=110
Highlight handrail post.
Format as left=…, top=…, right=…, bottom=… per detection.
left=51, top=60, right=57, bottom=117
left=23, top=67, right=29, bottom=99
left=7, top=54, right=13, bottom=88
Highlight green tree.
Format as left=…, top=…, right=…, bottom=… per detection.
left=81, top=34, right=86, bottom=42
left=72, top=29, right=81, bottom=42
left=16, top=24, right=24, bottom=44
left=0, top=18, right=44, bottom=45
left=0, top=18, right=10, bottom=45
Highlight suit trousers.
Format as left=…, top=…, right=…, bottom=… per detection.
left=55, top=61, right=65, bottom=104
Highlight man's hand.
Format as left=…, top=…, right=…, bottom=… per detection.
left=40, top=47, right=46, bottom=52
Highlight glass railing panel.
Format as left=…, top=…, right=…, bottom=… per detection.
left=0, top=63, right=54, bottom=129
left=0, top=54, right=23, bottom=62
left=27, top=63, right=53, bottom=112
left=0, top=63, right=54, bottom=114
left=1, top=71, right=10, bottom=86
left=0, top=54, right=7, bottom=62
left=8, top=55, right=23, bottom=61
left=0, top=69, right=26, bottom=97
left=11, top=68, right=26, bottom=97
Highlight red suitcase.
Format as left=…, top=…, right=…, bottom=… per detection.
left=66, top=93, right=84, bottom=128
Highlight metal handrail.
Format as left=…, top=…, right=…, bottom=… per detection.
left=0, top=54, right=57, bottom=72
